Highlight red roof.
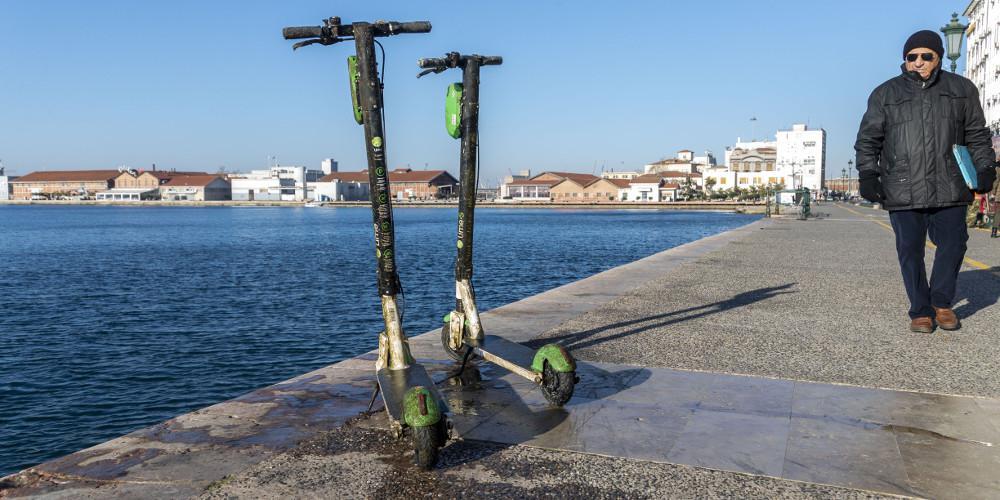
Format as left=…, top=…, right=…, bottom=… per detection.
left=14, top=170, right=120, bottom=183
left=662, top=183, right=681, bottom=189
left=145, top=170, right=209, bottom=179
left=540, top=171, right=600, bottom=185
left=509, top=179, right=559, bottom=186
left=162, top=175, right=227, bottom=187
left=631, top=175, right=663, bottom=184
left=389, top=169, right=456, bottom=183
left=601, top=178, right=632, bottom=188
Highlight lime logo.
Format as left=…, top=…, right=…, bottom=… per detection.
left=375, top=167, right=385, bottom=176
left=379, top=193, right=388, bottom=203
left=458, top=212, right=464, bottom=219
left=383, top=249, right=393, bottom=259
left=381, top=221, right=390, bottom=231
left=457, top=240, right=464, bottom=249
left=371, top=136, right=383, bottom=148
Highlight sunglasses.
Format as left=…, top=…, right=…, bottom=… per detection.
left=906, top=53, right=936, bottom=62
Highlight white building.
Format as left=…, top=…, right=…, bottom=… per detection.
left=0, top=167, right=14, bottom=200
left=230, top=165, right=323, bottom=201
left=313, top=172, right=369, bottom=201
left=705, top=124, right=826, bottom=192
left=965, top=1, right=1000, bottom=136
left=776, top=124, right=826, bottom=191
left=624, top=174, right=664, bottom=202
left=644, top=150, right=716, bottom=175
left=601, top=170, right=641, bottom=180
left=321, top=158, right=339, bottom=175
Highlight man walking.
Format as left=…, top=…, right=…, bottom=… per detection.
left=855, top=30, right=997, bottom=333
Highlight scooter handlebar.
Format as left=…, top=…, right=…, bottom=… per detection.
left=417, top=54, right=503, bottom=69
left=282, top=20, right=431, bottom=40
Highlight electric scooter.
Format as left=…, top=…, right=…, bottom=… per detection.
left=417, top=53, right=578, bottom=406
left=283, top=17, right=449, bottom=469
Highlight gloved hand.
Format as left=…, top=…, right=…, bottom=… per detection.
left=858, top=170, right=884, bottom=203
left=975, top=167, right=996, bottom=194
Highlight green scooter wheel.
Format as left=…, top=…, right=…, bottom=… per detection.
left=440, top=322, right=471, bottom=362
left=540, top=362, right=576, bottom=407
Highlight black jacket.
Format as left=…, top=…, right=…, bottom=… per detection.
left=854, top=65, right=996, bottom=210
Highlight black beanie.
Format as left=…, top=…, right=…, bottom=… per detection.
left=903, top=30, right=944, bottom=59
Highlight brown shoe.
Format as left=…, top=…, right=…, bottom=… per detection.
left=934, top=307, right=960, bottom=331
left=910, top=317, right=934, bottom=333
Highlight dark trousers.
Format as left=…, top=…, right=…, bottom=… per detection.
left=888, top=206, right=968, bottom=319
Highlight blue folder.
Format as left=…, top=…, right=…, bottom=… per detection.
left=952, top=145, right=978, bottom=190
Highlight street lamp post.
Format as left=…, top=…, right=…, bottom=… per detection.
left=847, top=159, right=854, bottom=197
left=841, top=167, right=847, bottom=198
left=941, top=12, right=968, bottom=73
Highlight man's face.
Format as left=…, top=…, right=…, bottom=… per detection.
left=905, top=48, right=940, bottom=80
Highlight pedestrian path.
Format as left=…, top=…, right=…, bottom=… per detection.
left=6, top=203, right=1000, bottom=499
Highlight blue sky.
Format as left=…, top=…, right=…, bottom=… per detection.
left=0, top=1, right=967, bottom=185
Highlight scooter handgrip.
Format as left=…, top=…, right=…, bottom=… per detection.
left=481, top=56, right=503, bottom=65
left=391, top=21, right=432, bottom=34
left=283, top=26, right=323, bottom=39
left=418, top=57, right=447, bottom=68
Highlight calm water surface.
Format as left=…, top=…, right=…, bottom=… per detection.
left=0, top=206, right=758, bottom=475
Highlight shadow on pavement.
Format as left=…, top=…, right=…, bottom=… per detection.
left=954, top=267, right=1000, bottom=319
left=531, top=284, right=796, bottom=351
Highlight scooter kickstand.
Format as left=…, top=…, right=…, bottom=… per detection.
left=365, top=381, right=381, bottom=414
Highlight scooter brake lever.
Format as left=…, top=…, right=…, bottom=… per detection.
left=292, top=37, right=339, bottom=50
left=416, top=67, right=446, bottom=78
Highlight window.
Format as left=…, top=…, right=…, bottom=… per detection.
left=719, top=178, right=728, bottom=185
left=739, top=177, right=748, bottom=184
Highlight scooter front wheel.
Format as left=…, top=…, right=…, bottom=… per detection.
left=540, top=361, right=576, bottom=407
left=440, top=322, right=471, bottom=361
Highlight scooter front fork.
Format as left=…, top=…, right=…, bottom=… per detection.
left=376, top=295, right=414, bottom=371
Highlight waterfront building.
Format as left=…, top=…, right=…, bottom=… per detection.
left=659, top=183, right=681, bottom=201
left=501, top=171, right=599, bottom=201
left=97, top=167, right=212, bottom=201
left=504, top=178, right=555, bottom=201
left=321, top=158, right=338, bottom=175
left=499, top=169, right=532, bottom=198
left=95, top=188, right=160, bottom=201
left=705, top=124, right=825, bottom=192
left=601, top=170, right=641, bottom=180
left=384, top=168, right=458, bottom=199
left=549, top=177, right=621, bottom=202
left=312, top=172, right=370, bottom=202
left=776, top=124, right=826, bottom=191
left=319, top=168, right=458, bottom=200
left=624, top=174, right=665, bottom=202
left=10, top=170, right=119, bottom=200
left=644, top=150, right=717, bottom=175
left=230, top=166, right=323, bottom=202
left=965, top=0, right=1000, bottom=137
left=657, top=171, right=704, bottom=188
left=0, top=167, right=16, bottom=200
left=159, top=175, right=232, bottom=201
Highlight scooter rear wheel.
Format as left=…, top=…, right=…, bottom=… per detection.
left=440, top=323, right=471, bottom=361
left=411, top=420, right=446, bottom=469
left=540, top=361, right=576, bottom=407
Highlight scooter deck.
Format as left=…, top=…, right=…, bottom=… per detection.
left=477, top=335, right=536, bottom=372
left=376, top=363, right=448, bottom=423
